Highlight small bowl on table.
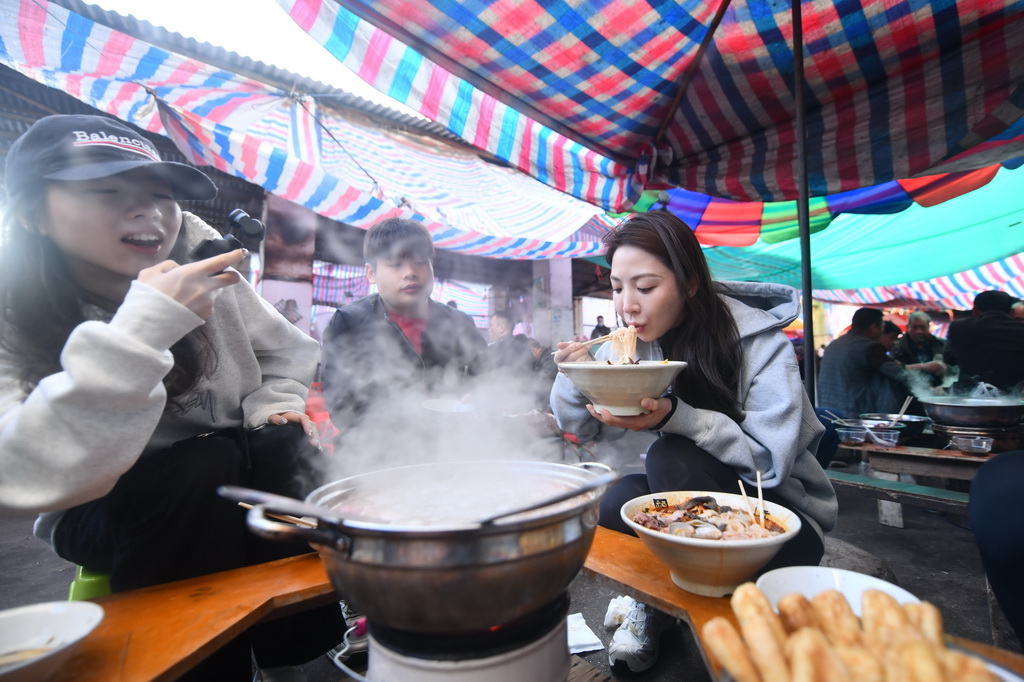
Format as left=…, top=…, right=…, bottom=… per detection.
left=952, top=436, right=994, bottom=454
left=835, top=427, right=867, bottom=446
left=835, top=418, right=907, bottom=443
left=0, top=601, right=104, bottom=681
left=866, top=429, right=900, bottom=448
left=621, top=491, right=801, bottom=597
left=557, top=360, right=687, bottom=416
left=859, top=413, right=931, bottom=442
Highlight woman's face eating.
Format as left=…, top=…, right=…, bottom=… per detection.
left=610, top=245, right=686, bottom=343
left=40, top=168, right=182, bottom=300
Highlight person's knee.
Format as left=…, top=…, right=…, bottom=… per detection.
left=970, top=452, right=1024, bottom=520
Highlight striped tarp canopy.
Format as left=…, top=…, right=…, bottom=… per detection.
left=278, top=0, right=1024, bottom=210
left=813, top=253, right=1024, bottom=312
left=0, top=0, right=616, bottom=260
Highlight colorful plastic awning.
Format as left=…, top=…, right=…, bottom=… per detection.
left=278, top=0, right=1024, bottom=210
left=0, top=0, right=617, bottom=260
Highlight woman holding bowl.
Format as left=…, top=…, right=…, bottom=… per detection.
left=550, top=211, right=836, bottom=674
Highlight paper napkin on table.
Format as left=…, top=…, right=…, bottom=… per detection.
left=567, top=612, right=603, bottom=653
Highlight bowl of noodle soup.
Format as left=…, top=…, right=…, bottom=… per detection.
left=622, top=491, right=801, bottom=597
left=557, top=360, right=687, bottom=416
left=558, top=326, right=687, bottom=416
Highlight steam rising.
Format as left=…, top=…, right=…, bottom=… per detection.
left=316, top=368, right=569, bottom=486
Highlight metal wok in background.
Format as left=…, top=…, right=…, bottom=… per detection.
left=917, top=396, right=1024, bottom=428
left=221, top=460, right=614, bottom=635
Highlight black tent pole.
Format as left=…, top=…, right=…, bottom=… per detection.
left=792, top=0, right=815, bottom=402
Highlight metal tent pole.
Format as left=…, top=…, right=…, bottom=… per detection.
left=792, top=0, right=816, bottom=402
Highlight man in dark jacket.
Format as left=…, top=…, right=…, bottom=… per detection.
left=817, top=308, right=906, bottom=416
left=891, top=311, right=948, bottom=387
left=321, top=219, right=487, bottom=434
left=945, top=291, right=1024, bottom=391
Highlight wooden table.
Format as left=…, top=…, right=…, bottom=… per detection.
left=839, top=443, right=986, bottom=526
left=55, top=527, right=1024, bottom=681
left=843, top=443, right=990, bottom=481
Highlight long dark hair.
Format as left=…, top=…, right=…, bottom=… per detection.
left=602, top=211, right=743, bottom=421
left=0, top=189, right=214, bottom=399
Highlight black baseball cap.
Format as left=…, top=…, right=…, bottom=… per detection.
left=4, top=114, right=217, bottom=206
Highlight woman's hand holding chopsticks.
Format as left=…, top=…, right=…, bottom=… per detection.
left=552, top=340, right=594, bottom=364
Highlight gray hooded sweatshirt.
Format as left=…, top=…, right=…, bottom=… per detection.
left=550, top=281, right=837, bottom=535
left=0, top=214, right=319, bottom=544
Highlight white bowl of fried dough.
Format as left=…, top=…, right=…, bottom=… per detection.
left=557, top=361, right=687, bottom=416
left=621, top=491, right=801, bottom=597
left=755, top=565, right=919, bottom=616
left=702, top=581, right=1006, bottom=682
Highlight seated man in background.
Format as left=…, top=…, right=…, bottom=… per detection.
left=321, top=218, right=488, bottom=436
left=486, top=310, right=536, bottom=377
left=891, top=311, right=948, bottom=388
left=817, top=308, right=908, bottom=416
left=945, top=290, right=1024, bottom=391
left=879, top=320, right=902, bottom=353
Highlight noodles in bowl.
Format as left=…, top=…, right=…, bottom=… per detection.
left=557, top=360, right=687, bottom=416
left=622, top=491, right=801, bottom=597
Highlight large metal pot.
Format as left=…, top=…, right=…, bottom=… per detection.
left=229, top=460, right=612, bottom=634
left=917, top=396, right=1024, bottom=427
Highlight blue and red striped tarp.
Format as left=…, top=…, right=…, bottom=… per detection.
left=0, top=0, right=615, bottom=260
left=814, top=253, right=1024, bottom=312
left=280, top=0, right=1024, bottom=207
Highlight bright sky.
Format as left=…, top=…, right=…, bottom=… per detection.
left=92, top=0, right=420, bottom=117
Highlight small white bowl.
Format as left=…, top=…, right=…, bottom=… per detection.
left=0, top=601, right=103, bottom=681
left=755, top=566, right=919, bottom=616
left=557, top=361, right=687, bottom=416
left=621, top=491, right=800, bottom=597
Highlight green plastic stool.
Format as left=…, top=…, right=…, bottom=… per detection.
left=68, top=565, right=112, bottom=601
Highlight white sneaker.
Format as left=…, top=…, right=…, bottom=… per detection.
left=607, top=601, right=674, bottom=673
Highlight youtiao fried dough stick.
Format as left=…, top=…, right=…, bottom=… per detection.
left=700, top=583, right=1000, bottom=682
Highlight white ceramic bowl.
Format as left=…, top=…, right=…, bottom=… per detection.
left=557, top=361, right=687, bottom=416
left=755, top=566, right=919, bottom=616
left=0, top=601, right=103, bottom=681
left=621, top=491, right=801, bottom=597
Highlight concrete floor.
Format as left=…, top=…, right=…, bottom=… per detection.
left=0, top=433, right=1010, bottom=680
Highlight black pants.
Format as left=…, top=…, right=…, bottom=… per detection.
left=969, top=450, right=1024, bottom=644
left=54, top=424, right=344, bottom=680
left=599, top=433, right=825, bottom=571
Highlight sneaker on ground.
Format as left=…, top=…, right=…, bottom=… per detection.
left=607, top=601, right=675, bottom=674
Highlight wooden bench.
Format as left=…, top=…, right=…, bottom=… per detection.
left=833, top=444, right=984, bottom=527
left=55, top=527, right=1024, bottom=681
left=827, top=469, right=969, bottom=518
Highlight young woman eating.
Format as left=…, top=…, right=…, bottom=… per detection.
left=0, top=114, right=342, bottom=680
left=550, top=211, right=836, bottom=674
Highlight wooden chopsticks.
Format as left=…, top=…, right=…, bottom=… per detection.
left=551, top=332, right=615, bottom=355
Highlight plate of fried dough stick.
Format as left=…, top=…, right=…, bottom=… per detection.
left=701, top=581, right=1020, bottom=682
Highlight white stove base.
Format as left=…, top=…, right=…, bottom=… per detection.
left=367, top=616, right=570, bottom=682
